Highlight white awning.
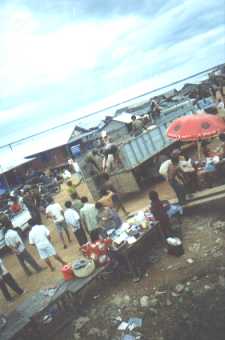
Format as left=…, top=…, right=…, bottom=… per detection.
left=0, top=157, right=35, bottom=174
left=11, top=124, right=75, bottom=158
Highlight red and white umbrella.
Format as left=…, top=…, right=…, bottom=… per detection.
left=167, top=112, right=225, bottom=159
left=167, top=112, right=225, bottom=141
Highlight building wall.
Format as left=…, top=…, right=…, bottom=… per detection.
left=31, top=146, right=69, bottom=171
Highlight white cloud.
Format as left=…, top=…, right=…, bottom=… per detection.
left=0, top=4, right=138, bottom=97
left=0, top=0, right=224, bottom=146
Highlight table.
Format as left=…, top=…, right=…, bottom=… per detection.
left=117, top=222, right=160, bottom=281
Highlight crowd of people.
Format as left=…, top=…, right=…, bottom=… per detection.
left=0, top=168, right=130, bottom=304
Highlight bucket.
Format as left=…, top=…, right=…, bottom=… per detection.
left=166, top=237, right=184, bottom=257
left=72, top=258, right=95, bottom=278
left=61, top=264, right=75, bottom=281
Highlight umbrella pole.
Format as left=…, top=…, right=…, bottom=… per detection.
left=197, top=141, right=201, bottom=160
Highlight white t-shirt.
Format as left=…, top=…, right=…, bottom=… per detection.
left=5, top=229, right=25, bottom=253
left=64, top=208, right=80, bottom=231
left=29, top=225, right=51, bottom=250
left=46, top=203, right=64, bottom=223
left=159, top=159, right=172, bottom=180
left=62, top=170, right=72, bottom=180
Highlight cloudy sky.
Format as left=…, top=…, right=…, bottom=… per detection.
left=0, top=0, right=224, bottom=147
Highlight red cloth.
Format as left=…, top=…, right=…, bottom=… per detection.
left=81, top=239, right=112, bottom=266
left=151, top=200, right=169, bottom=226
left=10, top=203, right=21, bottom=214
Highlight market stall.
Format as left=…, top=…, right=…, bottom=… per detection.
left=167, top=112, right=225, bottom=190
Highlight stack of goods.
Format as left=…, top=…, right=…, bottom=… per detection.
left=107, top=211, right=156, bottom=247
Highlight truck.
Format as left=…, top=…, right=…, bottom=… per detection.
left=78, top=99, right=195, bottom=200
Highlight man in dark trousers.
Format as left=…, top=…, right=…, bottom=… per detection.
left=5, top=226, right=43, bottom=276
left=149, top=190, right=172, bottom=239
left=0, top=258, right=25, bottom=302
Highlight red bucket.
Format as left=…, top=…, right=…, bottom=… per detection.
left=61, top=264, right=75, bottom=281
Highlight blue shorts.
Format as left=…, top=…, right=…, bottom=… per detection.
left=55, top=220, right=68, bottom=233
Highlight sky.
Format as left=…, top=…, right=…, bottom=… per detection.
left=0, top=0, right=225, bottom=149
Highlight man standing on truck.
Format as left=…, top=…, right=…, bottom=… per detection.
left=4, top=226, right=43, bottom=276
left=130, top=115, right=144, bottom=136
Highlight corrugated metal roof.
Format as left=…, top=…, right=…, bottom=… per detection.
left=11, top=124, right=75, bottom=158
left=0, top=157, right=35, bottom=174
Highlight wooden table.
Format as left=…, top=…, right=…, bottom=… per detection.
left=117, top=222, right=160, bottom=280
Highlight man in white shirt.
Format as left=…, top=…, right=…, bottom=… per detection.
left=64, top=201, right=87, bottom=246
left=4, top=226, right=42, bottom=276
left=46, top=197, right=71, bottom=249
left=80, top=197, right=98, bottom=241
left=159, top=159, right=172, bottom=180
left=62, top=169, right=72, bottom=180
left=0, top=258, right=24, bottom=302
left=29, top=222, right=66, bottom=271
